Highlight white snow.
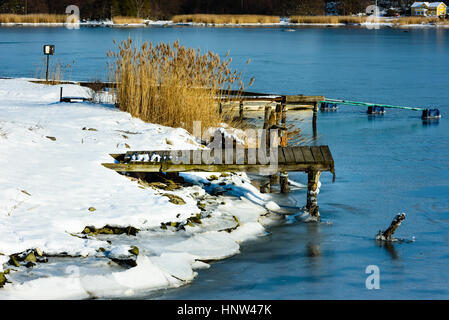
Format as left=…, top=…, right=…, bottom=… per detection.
left=0, top=78, right=285, bottom=299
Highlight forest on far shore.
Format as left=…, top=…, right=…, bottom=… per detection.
left=0, top=0, right=417, bottom=20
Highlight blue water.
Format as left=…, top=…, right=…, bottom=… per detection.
left=1, top=26, right=449, bottom=299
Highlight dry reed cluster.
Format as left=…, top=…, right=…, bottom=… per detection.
left=290, top=15, right=370, bottom=24
left=394, top=16, right=443, bottom=25
left=112, top=16, right=144, bottom=24
left=290, top=15, right=449, bottom=25
left=108, top=38, right=246, bottom=134
left=172, top=14, right=280, bottom=24
left=0, top=14, right=66, bottom=23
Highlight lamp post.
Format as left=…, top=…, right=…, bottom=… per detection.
left=43, top=45, right=55, bottom=82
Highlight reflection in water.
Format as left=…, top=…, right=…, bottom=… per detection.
left=376, top=240, right=399, bottom=260
left=306, top=242, right=321, bottom=258
left=422, top=119, right=440, bottom=126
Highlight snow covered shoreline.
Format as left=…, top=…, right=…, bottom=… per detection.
left=1, top=19, right=448, bottom=29
left=0, top=78, right=297, bottom=299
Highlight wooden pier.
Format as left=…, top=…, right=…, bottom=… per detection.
left=102, top=146, right=335, bottom=220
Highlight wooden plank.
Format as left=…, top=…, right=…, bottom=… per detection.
left=110, top=153, right=125, bottom=162
left=301, top=147, right=315, bottom=163
left=283, top=147, right=296, bottom=164
left=320, top=146, right=334, bottom=165
left=278, top=147, right=286, bottom=164
left=285, top=95, right=325, bottom=104
left=102, top=162, right=333, bottom=173
left=291, top=147, right=305, bottom=163
left=311, top=146, right=325, bottom=164
left=105, top=146, right=334, bottom=171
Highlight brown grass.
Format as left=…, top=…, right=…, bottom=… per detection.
left=290, top=15, right=449, bottom=26
left=172, top=14, right=280, bottom=24
left=112, top=16, right=144, bottom=24
left=290, top=15, right=370, bottom=24
left=107, top=38, right=246, bottom=134
left=394, top=16, right=440, bottom=25
left=0, top=14, right=66, bottom=23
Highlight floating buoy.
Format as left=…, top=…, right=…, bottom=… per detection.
left=320, top=102, right=338, bottom=111
left=367, top=106, right=385, bottom=115
left=421, top=108, right=441, bottom=120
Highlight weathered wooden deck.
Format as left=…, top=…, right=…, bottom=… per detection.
left=102, top=146, right=335, bottom=220
left=103, top=146, right=334, bottom=174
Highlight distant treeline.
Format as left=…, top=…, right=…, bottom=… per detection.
left=0, top=0, right=417, bottom=20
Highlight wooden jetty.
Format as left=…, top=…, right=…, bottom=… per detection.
left=102, top=146, right=335, bottom=220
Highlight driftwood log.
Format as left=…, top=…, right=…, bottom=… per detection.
left=376, top=213, right=406, bottom=241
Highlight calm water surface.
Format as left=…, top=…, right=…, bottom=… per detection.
left=1, top=26, right=448, bottom=299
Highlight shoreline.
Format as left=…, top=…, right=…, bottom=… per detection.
left=1, top=19, right=449, bottom=29
left=0, top=78, right=306, bottom=299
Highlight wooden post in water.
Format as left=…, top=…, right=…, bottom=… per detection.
left=268, top=105, right=280, bottom=192
left=269, top=103, right=282, bottom=189
left=306, top=170, right=321, bottom=220
left=60, top=87, right=63, bottom=103
left=280, top=97, right=290, bottom=193
left=260, top=105, right=273, bottom=193
left=313, top=101, right=318, bottom=139
left=239, top=101, right=244, bottom=121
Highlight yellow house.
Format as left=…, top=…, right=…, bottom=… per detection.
left=411, top=2, right=447, bottom=16
left=428, top=2, right=447, bottom=16
left=411, top=2, right=430, bottom=16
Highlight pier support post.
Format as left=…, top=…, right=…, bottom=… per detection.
left=260, top=105, right=273, bottom=193
left=306, top=170, right=321, bottom=220
left=239, top=101, right=244, bottom=121
left=312, top=102, right=318, bottom=139
left=280, top=99, right=290, bottom=193
left=269, top=105, right=280, bottom=191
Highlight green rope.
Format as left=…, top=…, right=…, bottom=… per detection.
left=321, top=99, right=426, bottom=111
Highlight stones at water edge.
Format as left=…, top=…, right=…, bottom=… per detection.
left=0, top=272, right=6, bottom=288
left=24, top=251, right=36, bottom=263
left=82, top=225, right=139, bottom=236
left=162, top=193, right=186, bottom=205
left=128, top=246, right=139, bottom=256
left=9, top=255, right=20, bottom=268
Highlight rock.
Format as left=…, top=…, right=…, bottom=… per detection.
left=83, top=227, right=92, bottom=234
left=146, top=181, right=168, bottom=190
left=9, top=256, right=20, bottom=268
left=0, top=273, right=6, bottom=288
left=111, top=258, right=137, bottom=268
left=88, top=207, right=96, bottom=212
left=207, top=175, right=219, bottom=181
left=82, top=225, right=139, bottom=236
left=35, top=248, right=43, bottom=257
left=197, top=201, right=207, bottom=211
left=163, top=194, right=186, bottom=205
left=220, top=173, right=230, bottom=178
left=128, top=246, right=139, bottom=256
left=24, top=252, right=36, bottom=263
left=45, top=136, right=56, bottom=141
left=25, top=261, right=35, bottom=268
